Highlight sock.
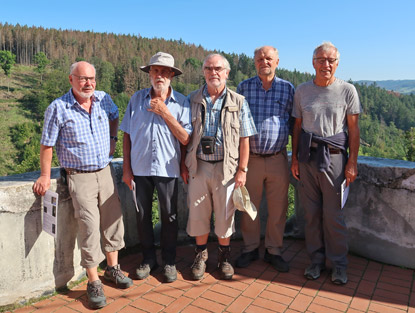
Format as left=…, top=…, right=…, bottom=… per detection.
left=197, top=244, right=207, bottom=251
left=219, top=245, right=230, bottom=250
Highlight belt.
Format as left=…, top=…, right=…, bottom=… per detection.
left=250, top=151, right=282, bottom=157
left=310, top=147, right=342, bottom=154
left=199, top=159, right=223, bottom=164
left=65, top=167, right=104, bottom=175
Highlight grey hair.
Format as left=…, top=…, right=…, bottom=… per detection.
left=313, top=41, right=340, bottom=60
left=69, top=61, right=96, bottom=75
left=254, top=46, right=279, bottom=59
left=203, top=54, right=231, bottom=71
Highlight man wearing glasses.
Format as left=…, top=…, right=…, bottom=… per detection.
left=291, top=42, right=360, bottom=285
left=33, top=61, right=132, bottom=309
left=236, top=46, right=294, bottom=272
left=182, top=54, right=256, bottom=280
left=121, top=52, right=192, bottom=283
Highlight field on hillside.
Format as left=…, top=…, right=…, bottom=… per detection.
left=0, top=66, right=38, bottom=176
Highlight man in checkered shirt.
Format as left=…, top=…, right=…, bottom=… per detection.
left=236, top=46, right=294, bottom=272
left=33, top=61, right=132, bottom=309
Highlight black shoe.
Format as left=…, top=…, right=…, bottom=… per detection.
left=235, top=248, right=259, bottom=268
left=304, top=263, right=325, bottom=280
left=104, top=264, right=133, bottom=289
left=331, top=267, right=348, bottom=285
left=264, top=250, right=289, bottom=272
left=136, top=259, right=158, bottom=280
left=87, top=280, right=106, bottom=309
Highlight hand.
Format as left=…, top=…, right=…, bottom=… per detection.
left=344, top=160, right=358, bottom=187
left=109, top=138, right=116, bottom=156
left=291, top=158, right=300, bottom=180
left=33, top=176, right=51, bottom=196
left=148, top=98, right=168, bottom=117
left=180, top=163, right=189, bottom=184
left=122, top=167, right=134, bottom=190
left=234, top=170, right=246, bottom=189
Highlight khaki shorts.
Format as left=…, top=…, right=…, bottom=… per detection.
left=186, top=160, right=235, bottom=238
left=67, top=164, right=125, bottom=268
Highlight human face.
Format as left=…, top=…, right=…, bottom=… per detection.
left=149, top=65, right=174, bottom=93
left=254, top=47, right=279, bottom=78
left=313, top=47, right=339, bottom=85
left=69, top=62, right=96, bottom=100
left=203, top=55, right=229, bottom=90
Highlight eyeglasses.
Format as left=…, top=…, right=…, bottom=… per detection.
left=314, top=58, right=338, bottom=65
left=72, top=74, right=96, bottom=83
left=203, top=66, right=227, bottom=73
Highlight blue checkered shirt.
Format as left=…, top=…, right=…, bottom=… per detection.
left=237, top=76, right=294, bottom=154
left=196, top=86, right=257, bottom=161
left=41, top=89, right=119, bottom=170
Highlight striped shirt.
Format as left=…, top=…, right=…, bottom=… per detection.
left=41, top=89, right=119, bottom=171
left=237, top=76, right=294, bottom=154
left=196, top=86, right=257, bottom=161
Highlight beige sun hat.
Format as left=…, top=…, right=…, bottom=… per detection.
left=233, top=186, right=257, bottom=221
left=140, top=52, right=183, bottom=76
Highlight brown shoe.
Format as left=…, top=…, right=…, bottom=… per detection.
left=218, top=246, right=234, bottom=280
left=191, top=248, right=208, bottom=280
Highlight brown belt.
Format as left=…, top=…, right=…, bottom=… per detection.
left=310, top=147, right=341, bottom=154
left=65, top=167, right=104, bottom=175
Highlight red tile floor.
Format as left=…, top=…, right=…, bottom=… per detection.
left=10, top=239, right=415, bottom=312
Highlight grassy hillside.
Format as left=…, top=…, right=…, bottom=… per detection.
left=0, top=66, right=38, bottom=176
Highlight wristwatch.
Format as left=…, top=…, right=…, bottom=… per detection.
left=110, top=136, right=118, bottom=142
left=238, top=166, right=248, bottom=173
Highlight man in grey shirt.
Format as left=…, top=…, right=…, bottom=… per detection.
left=291, top=42, right=360, bottom=285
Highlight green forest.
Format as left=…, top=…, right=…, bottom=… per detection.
left=1, top=22, right=415, bottom=176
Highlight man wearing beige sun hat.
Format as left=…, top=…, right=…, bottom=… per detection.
left=121, top=52, right=192, bottom=283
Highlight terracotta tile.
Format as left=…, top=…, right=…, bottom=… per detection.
left=151, top=284, right=185, bottom=298
left=181, top=305, right=211, bottom=313
left=349, top=295, right=370, bottom=311
left=300, top=280, right=321, bottom=297
left=289, top=293, right=313, bottom=312
left=379, top=275, right=412, bottom=288
left=371, top=297, right=408, bottom=311
left=219, top=279, right=249, bottom=291
left=13, top=306, right=38, bottom=313
left=266, top=283, right=300, bottom=297
left=312, top=295, right=349, bottom=311
left=163, top=296, right=193, bottom=313
left=226, top=296, right=253, bottom=313
left=368, top=301, right=407, bottom=313
left=362, top=270, right=381, bottom=282
left=125, top=283, right=154, bottom=300
left=242, top=281, right=266, bottom=298
left=376, top=281, right=411, bottom=295
left=53, top=307, right=80, bottom=312
left=201, top=290, right=234, bottom=305
left=245, top=304, right=277, bottom=313
left=372, top=288, right=409, bottom=304
left=99, top=297, right=132, bottom=313
left=356, top=280, right=376, bottom=296
left=192, top=297, right=226, bottom=312
left=259, top=290, right=293, bottom=305
left=183, top=282, right=211, bottom=299
left=346, top=309, right=366, bottom=313
left=251, top=297, right=288, bottom=312
left=257, top=269, right=278, bottom=284
left=210, top=283, right=242, bottom=298
left=143, top=290, right=175, bottom=306
left=307, top=303, right=343, bottom=313
left=130, top=298, right=165, bottom=312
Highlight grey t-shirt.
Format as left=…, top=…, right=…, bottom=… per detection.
left=292, top=78, right=361, bottom=137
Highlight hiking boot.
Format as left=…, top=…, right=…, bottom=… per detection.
left=304, top=263, right=326, bottom=280
left=136, top=259, right=158, bottom=280
left=191, top=248, right=208, bottom=280
left=104, top=264, right=133, bottom=289
left=87, top=280, right=106, bottom=309
left=264, top=250, right=289, bottom=272
left=163, top=264, right=177, bottom=283
left=235, top=248, right=259, bottom=268
left=218, top=246, right=234, bottom=280
left=331, top=267, right=348, bottom=285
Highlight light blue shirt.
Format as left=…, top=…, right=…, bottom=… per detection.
left=120, top=87, right=192, bottom=178
left=41, top=89, right=118, bottom=171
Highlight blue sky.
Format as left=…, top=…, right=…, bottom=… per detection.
left=2, top=0, right=414, bottom=81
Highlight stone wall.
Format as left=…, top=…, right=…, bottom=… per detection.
left=0, top=157, right=414, bottom=306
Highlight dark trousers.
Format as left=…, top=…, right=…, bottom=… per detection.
left=134, top=176, right=178, bottom=265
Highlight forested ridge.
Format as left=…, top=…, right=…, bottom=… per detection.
left=1, top=22, right=415, bottom=176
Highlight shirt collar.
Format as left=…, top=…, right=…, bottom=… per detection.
left=67, top=89, right=99, bottom=108
left=145, top=86, right=178, bottom=103
left=255, top=75, right=279, bottom=90
left=202, top=84, right=227, bottom=99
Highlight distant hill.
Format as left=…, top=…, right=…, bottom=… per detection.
left=356, top=80, right=415, bottom=95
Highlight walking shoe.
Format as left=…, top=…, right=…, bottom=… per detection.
left=331, top=267, right=348, bottom=285
left=304, top=263, right=326, bottom=280
left=163, top=264, right=177, bottom=283
left=218, top=246, right=234, bottom=280
left=87, top=280, right=106, bottom=309
left=235, top=248, right=259, bottom=268
left=264, top=250, right=289, bottom=272
left=136, top=259, right=158, bottom=280
left=104, top=264, right=133, bottom=289
left=191, top=248, right=208, bottom=280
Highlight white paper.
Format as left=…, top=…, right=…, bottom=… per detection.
left=341, top=179, right=349, bottom=209
left=42, top=190, right=58, bottom=237
left=131, top=180, right=139, bottom=212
